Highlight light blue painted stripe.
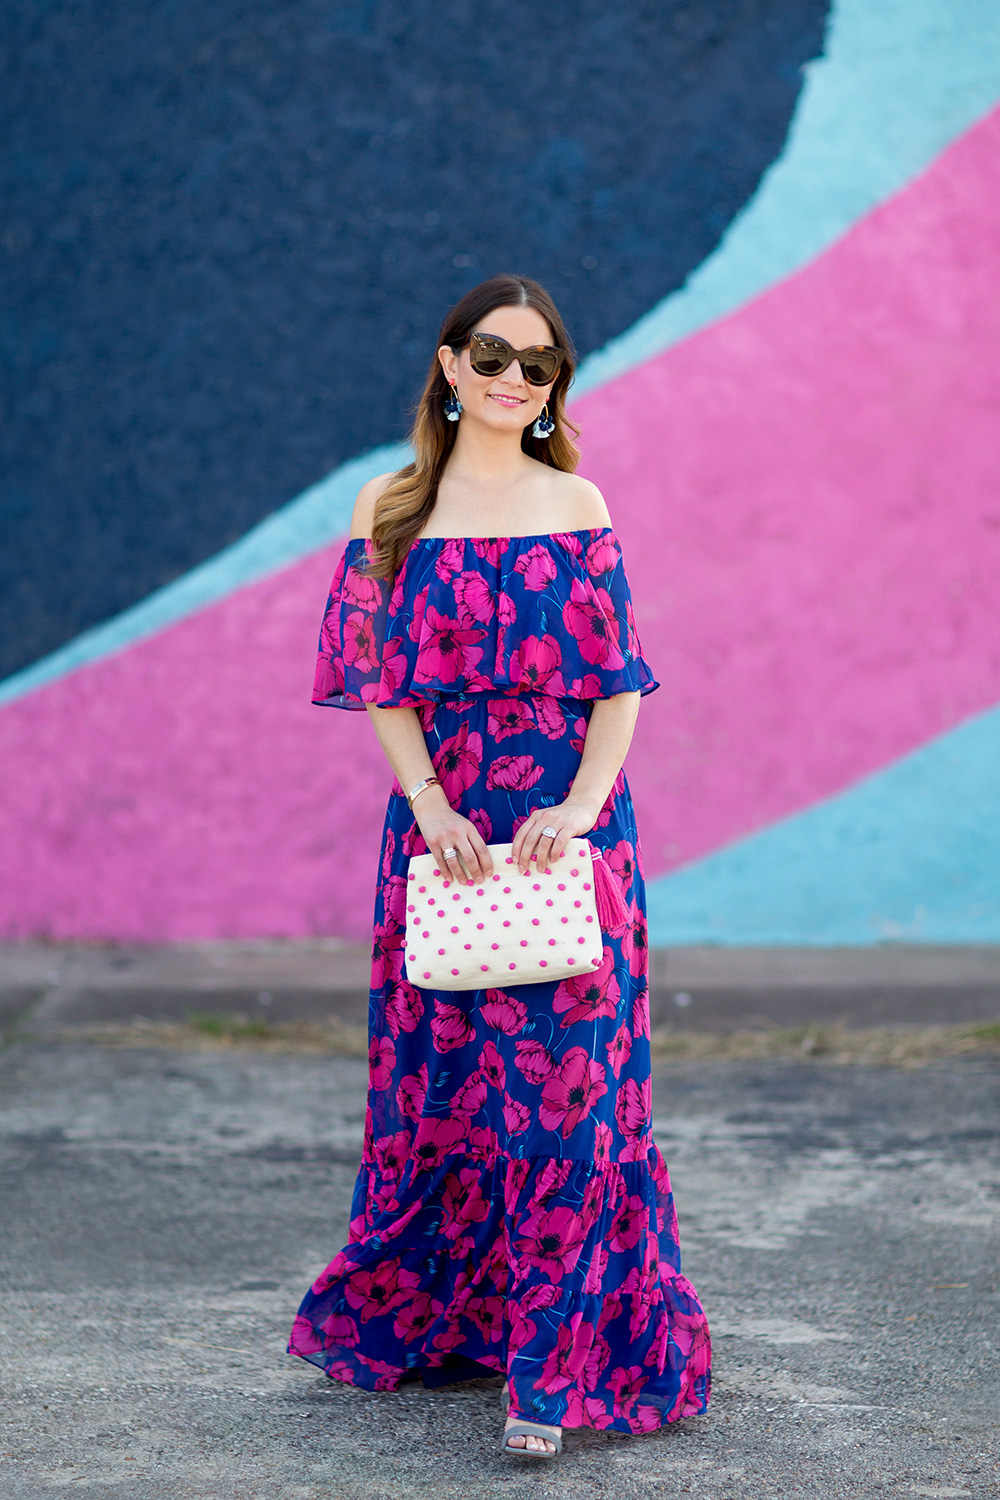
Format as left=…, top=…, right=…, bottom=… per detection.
left=4, top=0, right=999, bottom=709
left=0, top=443, right=410, bottom=709
left=574, top=0, right=1000, bottom=396
left=645, top=703, right=1000, bottom=948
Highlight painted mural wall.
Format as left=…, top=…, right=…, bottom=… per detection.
left=2, top=1, right=999, bottom=945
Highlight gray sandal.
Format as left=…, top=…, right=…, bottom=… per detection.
left=500, top=1419, right=562, bottom=1458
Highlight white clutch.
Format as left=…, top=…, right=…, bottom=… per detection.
left=403, top=839, right=629, bottom=991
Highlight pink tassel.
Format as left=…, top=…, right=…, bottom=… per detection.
left=591, top=849, right=631, bottom=933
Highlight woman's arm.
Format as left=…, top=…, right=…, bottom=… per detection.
left=364, top=703, right=494, bottom=884
left=511, top=690, right=641, bottom=874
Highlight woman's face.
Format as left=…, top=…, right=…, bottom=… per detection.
left=438, top=304, right=557, bottom=437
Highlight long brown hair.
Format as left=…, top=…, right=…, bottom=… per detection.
left=367, top=274, right=580, bottom=579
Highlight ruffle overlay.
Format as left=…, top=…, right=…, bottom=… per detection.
left=312, top=529, right=659, bottom=709
left=290, top=1140, right=710, bottom=1433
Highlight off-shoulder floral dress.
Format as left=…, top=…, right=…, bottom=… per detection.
left=288, top=528, right=710, bottom=1434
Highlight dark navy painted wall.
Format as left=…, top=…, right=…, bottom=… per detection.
left=1, top=0, right=828, bottom=679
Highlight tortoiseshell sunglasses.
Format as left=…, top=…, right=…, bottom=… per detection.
left=454, top=331, right=566, bottom=386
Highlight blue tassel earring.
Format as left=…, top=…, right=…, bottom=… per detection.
left=444, top=382, right=462, bottom=422
left=532, top=403, right=555, bottom=439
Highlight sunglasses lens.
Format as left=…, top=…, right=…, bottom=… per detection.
left=522, top=352, right=558, bottom=385
left=469, top=338, right=510, bottom=376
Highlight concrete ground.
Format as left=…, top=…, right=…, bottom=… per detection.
left=1, top=1031, right=998, bottom=1500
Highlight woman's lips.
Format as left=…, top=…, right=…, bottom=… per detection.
left=488, top=393, right=527, bottom=407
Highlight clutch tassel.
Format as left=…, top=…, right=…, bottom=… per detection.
left=592, top=849, right=631, bottom=933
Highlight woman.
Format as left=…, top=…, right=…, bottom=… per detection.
left=288, top=274, right=710, bottom=1457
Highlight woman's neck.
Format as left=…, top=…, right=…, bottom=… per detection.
left=445, top=416, right=533, bottom=488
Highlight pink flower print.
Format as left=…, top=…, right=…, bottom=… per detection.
left=514, top=1038, right=555, bottom=1084
left=381, top=826, right=396, bottom=879
left=608, top=1193, right=648, bottom=1252
left=508, top=633, right=566, bottom=696
left=344, top=1257, right=420, bottom=1322
left=533, top=697, right=566, bottom=740
left=373, top=1129, right=411, bottom=1180
left=441, top=1166, right=491, bottom=1240
left=432, top=723, right=483, bottom=803
left=629, top=1297, right=652, bottom=1341
left=342, top=610, right=379, bottom=672
left=606, top=1024, right=632, bottom=1079
left=507, top=1306, right=538, bottom=1354
left=583, top=1241, right=609, bottom=1294
left=503, top=1157, right=532, bottom=1215
left=451, top=1070, right=488, bottom=1119
left=312, top=1247, right=359, bottom=1292
left=471, top=537, right=510, bottom=565
left=430, top=999, right=474, bottom=1053
left=431, top=1322, right=464, bottom=1353
left=632, top=986, right=651, bottom=1041
left=569, top=673, right=603, bottom=698
left=384, top=982, right=424, bottom=1039
left=313, top=654, right=343, bottom=701
left=594, top=1120, right=614, bottom=1165
left=584, top=1330, right=612, bottom=1391
left=453, top=570, right=496, bottom=624
left=608, top=1364, right=648, bottom=1418
left=468, top=1123, right=499, bottom=1160
left=469, top=807, right=493, bottom=845
left=381, top=875, right=408, bottom=929
left=401, top=821, right=428, bottom=858
left=371, top=924, right=404, bottom=988
left=539, top=1047, right=608, bottom=1139
left=480, top=991, right=527, bottom=1035
left=585, top=532, right=621, bottom=576
left=415, top=604, right=486, bottom=684
left=486, top=754, right=545, bottom=791
left=519, top=1282, right=561, bottom=1313
left=434, top=538, right=466, bottom=582
left=479, top=1040, right=506, bottom=1091
left=604, top=839, right=636, bottom=893
left=342, top=566, right=383, bottom=611
left=553, top=951, right=620, bottom=1027
left=320, top=1311, right=360, bottom=1349
left=513, top=542, right=558, bottom=591
left=557, top=531, right=584, bottom=559
left=378, top=640, right=411, bottom=698
left=406, top=581, right=428, bottom=642
left=562, top=579, right=626, bottom=669
left=289, top=1312, right=327, bottom=1356
left=561, top=1389, right=616, bottom=1430
left=536, top=1313, right=598, bottom=1393
left=569, top=715, right=588, bottom=753
left=502, top=1093, right=530, bottom=1136
left=465, top=1294, right=505, bottom=1343
left=397, top=1062, right=429, bottom=1121
left=487, top=696, right=535, bottom=741
left=411, top=1115, right=467, bottom=1173
left=369, top=1036, right=396, bottom=1091
left=516, top=1204, right=588, bottom=1280
left=620, top=902, right=648, bottom=978
left=393, top=1291, right=443, bottom=1345
left=615, top=1076, right=651, bottom=1144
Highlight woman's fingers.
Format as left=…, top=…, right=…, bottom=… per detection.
left=434, top=823, right=493, bottom=884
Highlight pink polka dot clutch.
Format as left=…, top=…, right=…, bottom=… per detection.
left=403, top=840, right=629, bottom=991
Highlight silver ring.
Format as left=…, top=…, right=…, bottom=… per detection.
left=541, top=826, right=558, bottom=838
left=443, top=847, right=457, bottom=859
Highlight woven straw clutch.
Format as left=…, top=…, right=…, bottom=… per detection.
left=403, top=839, right=628, bottom=991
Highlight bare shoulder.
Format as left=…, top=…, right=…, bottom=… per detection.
left=546, top=469, right=613, bottom=531
left=349, top=472, right=396, bottom=539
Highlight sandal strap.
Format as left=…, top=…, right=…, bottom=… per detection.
left=502, top=1420, right=563, bottom=1453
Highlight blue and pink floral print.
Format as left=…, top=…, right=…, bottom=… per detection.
left=289, top=529, right=711, bottom=1434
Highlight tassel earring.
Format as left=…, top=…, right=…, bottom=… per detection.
left=444, top=382, right=462, bottom=422
left=532, top=403, right=555, bottom=439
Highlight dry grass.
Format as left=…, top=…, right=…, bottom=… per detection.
left=49, top=1011, right=1000, bottom=1068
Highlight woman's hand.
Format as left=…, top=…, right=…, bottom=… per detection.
left=413, top=788, right=494, bottom=884
left=511, top=796, right=600, bottom=876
